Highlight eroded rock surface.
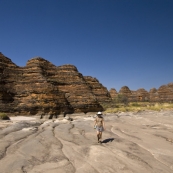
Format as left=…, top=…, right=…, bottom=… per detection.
left=0, top=53, right=103, bottom=115
left=131, top=88, right=149, bottom=102
left=110, top=84, right=173, bottom=102
left=157, top=83, right=173, bottom=102
left=109, top=88, right=118, bottom=99
left=149, top=84, right=173, bottom=102
left=0, top=111, right=173, bottom=173
left=84, top=76, right=111, bottom=103
left=149, top=88, right=159, bottom=102
left=115, top=87, right=150, bottom=102
left=54, top=66, right=103, bottom=113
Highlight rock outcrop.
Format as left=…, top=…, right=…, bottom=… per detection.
left=133, top=88, right=149, bottom=102
left=109, top=88, right=118, bottom=99
left=84, top=76, right=111, bottom=103
left=118, top=87, right=149, bottom=102
left=110, top=84, right=173, bottom=103
left=119, top=86, right=132, bottom=101
left=15, top=58, right=69, bottom=116
left=149, top=88, right=159, bottom=102
left=1, top=52, right=173, bottom=116
left=1, top=111, right=173, bottom=173
left=0, top=53, right=103, bottom=116
left=0, top=53, right=18, bottom=112
left=149, top=84, right=173, bottom=102
left=157, top=83, right=173, bottom=102
left=52, top=65, right=103, bottom=113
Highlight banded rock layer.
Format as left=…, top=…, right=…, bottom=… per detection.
left=84, top=76, right=111, bottom=103
left=110, top=84, right=173, bottom=102
left=109, top=88, right=118, bottom=99
left=0, top=53, right=110, bottom=116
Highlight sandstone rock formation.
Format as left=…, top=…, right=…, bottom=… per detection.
left=129, top=89, right=149, bottom=102
left=157, top=83, right=173, bottom=102
left=15, top=57, right=69, bottom=116
left=133, top=88, right=149, bottom=102
left=118, top=86, right=132, bottom=101
left=148, top=84, right=173, bottom=102
left=0, top=53, right=18, bottom=112
left=84, top=76, right=111, bottom=103
left=109, top=88, right=118, bottom=99
left=149, top=88, right=159, bottom=102
left=118, top=87, right=149, bottom=102
left=110, top=84, right=173, bottom=103
left=52, top=65, right=103, bottom=113
left=0, top=53, right=105, bottom=116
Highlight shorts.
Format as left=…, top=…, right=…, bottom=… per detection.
left=96, top=126, right=104, bottom=132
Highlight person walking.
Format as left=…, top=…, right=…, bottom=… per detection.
left=94, top=111, right=105, bottom=143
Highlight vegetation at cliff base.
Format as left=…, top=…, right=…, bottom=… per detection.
left=0, top=113, right=10, bottom=120
left=101, top=95, right=173, bottom=113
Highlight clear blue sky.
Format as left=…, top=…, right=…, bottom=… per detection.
left=1, top=0, right=173, bottom=92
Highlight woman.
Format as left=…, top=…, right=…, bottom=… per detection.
left=94, top=111, right=106, bottom=143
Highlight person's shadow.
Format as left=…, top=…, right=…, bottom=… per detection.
left=101, top=138, right=114, bottom=143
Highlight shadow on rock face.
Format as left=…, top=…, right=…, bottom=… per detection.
left=101, top=138, right=114, bottom=143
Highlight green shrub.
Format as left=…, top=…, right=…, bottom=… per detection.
left=130, top=102, right=140, bottom=107
left=114, top=94, right=128, bottom=105
left=0, top=113, right=10, bottom=120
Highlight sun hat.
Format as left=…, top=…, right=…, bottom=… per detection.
left=97, top=111, right=102, bottom=115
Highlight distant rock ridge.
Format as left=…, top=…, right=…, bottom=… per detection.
left=109, top=83, right=173, bottom=102
left=0, top=53, right=112, bottom=116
